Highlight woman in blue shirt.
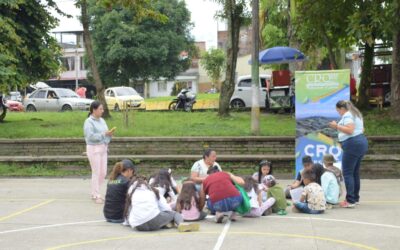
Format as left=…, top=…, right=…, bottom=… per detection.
left=329, top=100, right=368, bottom=208
left=84, top=101, right=115, bottom=204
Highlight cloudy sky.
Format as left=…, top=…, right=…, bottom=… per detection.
left=52, top=0, right=225, bottom=49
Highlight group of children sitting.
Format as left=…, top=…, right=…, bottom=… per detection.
left=101, top=150, right=343, bottom=233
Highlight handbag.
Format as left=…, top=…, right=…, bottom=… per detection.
left=234, top=182, right=251, bottom=214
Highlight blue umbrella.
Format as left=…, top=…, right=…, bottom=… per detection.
left=258, top=46, right=306, bottom=64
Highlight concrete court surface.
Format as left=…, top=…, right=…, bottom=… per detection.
left=0, top=178, right=399, bottom=250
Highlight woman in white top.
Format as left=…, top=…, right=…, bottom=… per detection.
left=329, top=100, right=368, bottom=208
left=124, top=177, right=199, bottom=232
left=190, top=149, right=221, bottom=190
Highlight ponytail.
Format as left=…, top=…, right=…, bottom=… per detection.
left=109, top=162, right=124, bottom=180
left=336, top=100, right=363, bottom=120
left=346, top=101, right=363, bottom=120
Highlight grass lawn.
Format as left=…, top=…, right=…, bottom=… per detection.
left=0, top=109, right=399, bottom=138
left=145, top=93, right=219, bottom=102
left=0, top=163, right=91, bottom=177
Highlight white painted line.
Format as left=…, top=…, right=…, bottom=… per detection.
left=0, top=220, right=105, bottom=235
left=213, top=220, right=231, bottom=250
left=265, top=216, right=400, bottom=229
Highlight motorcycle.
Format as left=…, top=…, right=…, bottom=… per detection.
left=0, top=93, right=8, bottom=122
left=168, top=89, right=196, bottom=112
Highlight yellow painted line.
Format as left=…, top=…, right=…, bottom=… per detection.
left=45, top=231, right=377, bottom=250
left=0, top=199, right=54, bottom=222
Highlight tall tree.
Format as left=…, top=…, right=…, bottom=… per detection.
left=346, top=0, right=389, bottom=109
left=88, top=0, right=193, bottom=87
left=200, top=48, right=226, bottom=90
left=214, top=0, right=250, bottom=117
left=77, top=0, right=110, bottom=117
left=0, top=0, right=61, bottom=92
left=295, top=0, right=353, bottom=70
left=390, top=0, right=400, bottom=120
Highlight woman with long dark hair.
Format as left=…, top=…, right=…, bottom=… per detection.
left=84, top=101, right=115, bottom=204
left=329, top=100, right=368, bottom=208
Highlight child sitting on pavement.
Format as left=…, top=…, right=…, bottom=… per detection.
left=176, top=180, right=207, bottom=221
left=264, top=175, right=287, bottom=215
left=321, top=154, right=343, bottom=207
left=293, top=169, right=326, bottom=214
left=242, top=176, right=275, bottom=217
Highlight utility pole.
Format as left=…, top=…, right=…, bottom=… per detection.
left=251, top=0, right=260, bottom=135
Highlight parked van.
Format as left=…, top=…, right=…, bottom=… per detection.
left=230, top=74, right=271, bottom=108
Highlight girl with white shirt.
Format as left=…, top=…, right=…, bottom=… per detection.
left=83, top=101, right=114, bottom=204
left=242, top=176, right=275, bottom=217
left=124, top=177, right=199, bottom=232
left=329, top=100, right=368, bottom=208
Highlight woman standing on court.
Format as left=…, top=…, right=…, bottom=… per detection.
left=329, top=100, right=368, bottom=208
left=84, top=101, right=115, bottom=204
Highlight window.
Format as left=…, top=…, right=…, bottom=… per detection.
left=157, top=82, right=167, bottom=92
left=31, top=90, right=46, bottom=99
left=80, top=56, right=87, bottom=70
left=47, top=91, right=57, bottom=99
left=61, top=57, right=75, bottom=71
left=238, top=79, right=252, bottom=87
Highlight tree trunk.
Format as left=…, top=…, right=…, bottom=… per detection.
left=251, top=0, right=260, bottom=135
left=80, top=0, right=110, bottom=118
left=357, top=41, right=374, bottom=110
left=322, top=31, right=338, bottom=69
left=218, top=0, right=241, bottom=117
left=391, top=9, right=400, bottom=120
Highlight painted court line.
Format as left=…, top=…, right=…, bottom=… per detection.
left=265, top=216, right=400, bottom=229
left=213, top=220, right=231, bottom=250
left=0, top=220, right=105, bottom=235
left=44, top=231, right=378, bottom=250
left=0, top=199, right=54, bottom=222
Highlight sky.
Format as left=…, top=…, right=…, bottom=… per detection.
left=51, top=0, right=225, bottom=49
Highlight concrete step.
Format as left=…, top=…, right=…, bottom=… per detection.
left=0, top=154, right=294, bottom=163
left=0, top=154, right=399, bottom=163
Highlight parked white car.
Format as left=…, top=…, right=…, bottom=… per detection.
left=24, top=88, right=93, bottom=112
left=230, top=74, right=271, bottom=108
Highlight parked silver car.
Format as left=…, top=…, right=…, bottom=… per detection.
left=24, top=88, right=93, bottom=112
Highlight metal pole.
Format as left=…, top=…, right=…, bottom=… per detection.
left=251, top=0, right=260, bottom=135
left=75, top=48, right=79, bottom=90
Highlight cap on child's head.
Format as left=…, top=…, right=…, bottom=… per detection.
left=323, top=154, right=336, bottom=165
left=302, top=155, right=313, bottom=165
left=122, top=159, right=137, bottom=172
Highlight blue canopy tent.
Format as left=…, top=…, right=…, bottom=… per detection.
left=258, top=46, right=306, bottom=64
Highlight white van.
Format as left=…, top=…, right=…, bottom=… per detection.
left=230, top=74, right=271, bottom=108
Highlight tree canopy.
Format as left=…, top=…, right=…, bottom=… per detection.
left=200, top=48, right=226, bottom=88
left=0, top=0, right=62, bottom=92
left=87, top=0, right=194, bottom=86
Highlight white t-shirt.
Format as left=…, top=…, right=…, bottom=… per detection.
left=127, top=184, right=170, bottom=228
left=190, top=159, right=222, bottom=178
left=247, top=188, right=260, bottom=208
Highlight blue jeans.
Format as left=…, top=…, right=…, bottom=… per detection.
left=207, top=195, right=243, bottom=214
left=341, top=134, right=368, bottom=204
left=294, top=202, right=324, bottom=214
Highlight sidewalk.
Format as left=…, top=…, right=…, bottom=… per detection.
left=145, top=99, right=219, bottom=111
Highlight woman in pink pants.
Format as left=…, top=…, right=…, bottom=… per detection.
left=83, top=101, right=114, bottom=204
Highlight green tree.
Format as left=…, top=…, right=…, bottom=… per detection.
left=346, top=0, right=390, bottom=109
left=200, top=48, right=226, bottom=89
left=295, top=0, right=353, bottom=69
left=389, top=0, right=400, bottom=120
left=214, top=0, right=250, bottom=117
left=87, top=0, right=194, bottom=88
left=0, top=0, right=61, bottom=92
